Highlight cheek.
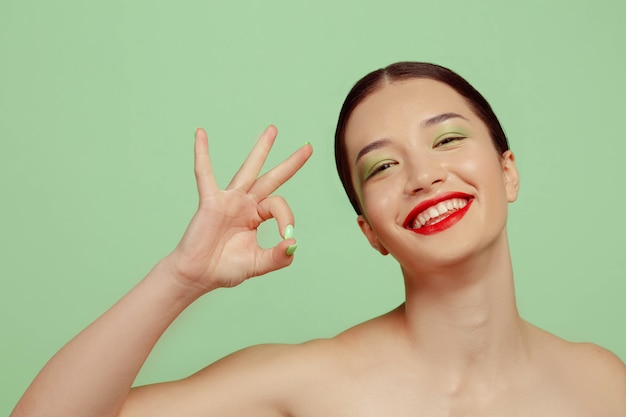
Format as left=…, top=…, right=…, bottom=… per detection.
left=446, top=154, right=483, bottom=188
left=475, top=159, right=511, bottom=208
left=360, top=182, right=405, bottom=235
left=456, top=151, right=504, bottom=187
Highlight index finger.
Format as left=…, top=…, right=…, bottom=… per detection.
left=248, top=143, right=313, bottom=198
left=194, top=128, right=219, bottom=197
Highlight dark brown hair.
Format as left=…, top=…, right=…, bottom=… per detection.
left=334, top=62, right=509, bottom=215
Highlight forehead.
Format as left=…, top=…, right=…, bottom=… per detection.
left=344, top=78, right=477, bottom=159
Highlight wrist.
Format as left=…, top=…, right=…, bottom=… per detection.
left=156, top=253, right=218, bottom=300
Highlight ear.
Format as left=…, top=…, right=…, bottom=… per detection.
left=501, top=150, right=520, bottom=202
left=357, top=215, right=389, bottom=256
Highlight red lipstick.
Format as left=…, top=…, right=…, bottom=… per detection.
left=403, top=192, right=473, bottom=236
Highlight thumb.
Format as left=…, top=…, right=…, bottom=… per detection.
left=252, top=238, right=298, bottom=277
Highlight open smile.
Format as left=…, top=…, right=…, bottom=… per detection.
left=402, top=192, right=474, bottom=235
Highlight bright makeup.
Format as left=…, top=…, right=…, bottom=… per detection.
left=403, top=192, right=473, bottom=235
left=359, top=155, right=395, bottom=182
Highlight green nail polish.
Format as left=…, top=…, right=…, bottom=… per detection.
left=303, top=141, right=311, bottom=146
left=286, top=242, right=298, bottom=256
left=284, top=224, right=294, bottom=239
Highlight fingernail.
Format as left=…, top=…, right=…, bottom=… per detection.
left=284, top=224, right=294, bottom=239
left=303, top=141, right=311, bottom=147
left=285, top=242, right=298, bottom=256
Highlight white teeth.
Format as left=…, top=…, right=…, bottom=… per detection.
left=428, top=207, right=440, bottom=218
left=411, top=198, right=468, bottom=229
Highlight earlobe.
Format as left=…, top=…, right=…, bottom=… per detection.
left=501, top=150, right=520, bottom=202
left=357, top=215, right=389, bottom=256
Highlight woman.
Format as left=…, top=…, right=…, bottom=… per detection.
left=11, top=62, right=626, bottom=416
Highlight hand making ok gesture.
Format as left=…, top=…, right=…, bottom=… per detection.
left=166, top=125, right=313, bottom=293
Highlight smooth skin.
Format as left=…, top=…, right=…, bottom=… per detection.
left=11, top=125, right=312, bottom=417
left=11, top=82, right=626, bottom=417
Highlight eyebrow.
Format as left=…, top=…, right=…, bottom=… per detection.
left=421, top=112, right=468, bottom=128
left=355, top=138, right=392, bottom=164
left=354, top=112, right=469, bottom=164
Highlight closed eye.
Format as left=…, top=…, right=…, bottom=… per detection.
left=366, top=160, right=397, bottom=179
left=435, top=136, right=465, bottom=147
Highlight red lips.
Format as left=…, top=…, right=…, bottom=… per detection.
left=403, top=192, right=473, bottom=235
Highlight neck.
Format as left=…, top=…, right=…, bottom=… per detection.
left=397, top=232, right=528, bottom=382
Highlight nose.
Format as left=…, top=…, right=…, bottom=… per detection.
left=403, top=154, right=447, bottom=195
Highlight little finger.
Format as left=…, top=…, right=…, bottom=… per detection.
left=249, top=143, right=312, bottom=199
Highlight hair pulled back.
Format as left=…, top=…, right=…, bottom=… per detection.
left=334, top=62, right=509, bottom=215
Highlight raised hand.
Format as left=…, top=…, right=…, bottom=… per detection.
left=166, top=126, right=313, bottom=293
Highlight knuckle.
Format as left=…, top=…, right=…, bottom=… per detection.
left=273, top=195, right=287, bottom=205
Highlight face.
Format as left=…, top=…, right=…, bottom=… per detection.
left=344, top=78, right=519, bottom=271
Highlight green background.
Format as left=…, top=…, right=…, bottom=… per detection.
left=2, top=0, right=624, bottom=412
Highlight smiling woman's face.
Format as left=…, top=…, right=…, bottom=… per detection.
left=344, top=78, right=519, bottom=269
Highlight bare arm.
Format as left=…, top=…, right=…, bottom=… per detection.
left=121, top=343, right=314, bottom=417
left=10, top=126, right=313, bottom=417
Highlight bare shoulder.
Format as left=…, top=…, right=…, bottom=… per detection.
left=555, top=337, right=625, bottom=386
left=572, top=341, right=626, bottom=372
left=120, top=310, right=399, bottom=417
left=566, top=341, right=626, bottom=395
left=529, top=325, right=626, bottom=414
left=569, top=342, right=626, bottom=414
left=120, top=339, right=347, bottom=417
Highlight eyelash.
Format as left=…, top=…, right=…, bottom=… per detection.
left=365, top=135, right=466, bottom=179
left=367, top=161, right=397, bottom=178
left=435, top=136, right=466, bottom=147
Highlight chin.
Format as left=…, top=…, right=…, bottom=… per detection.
left=395, top=235, right=502, bottom=276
